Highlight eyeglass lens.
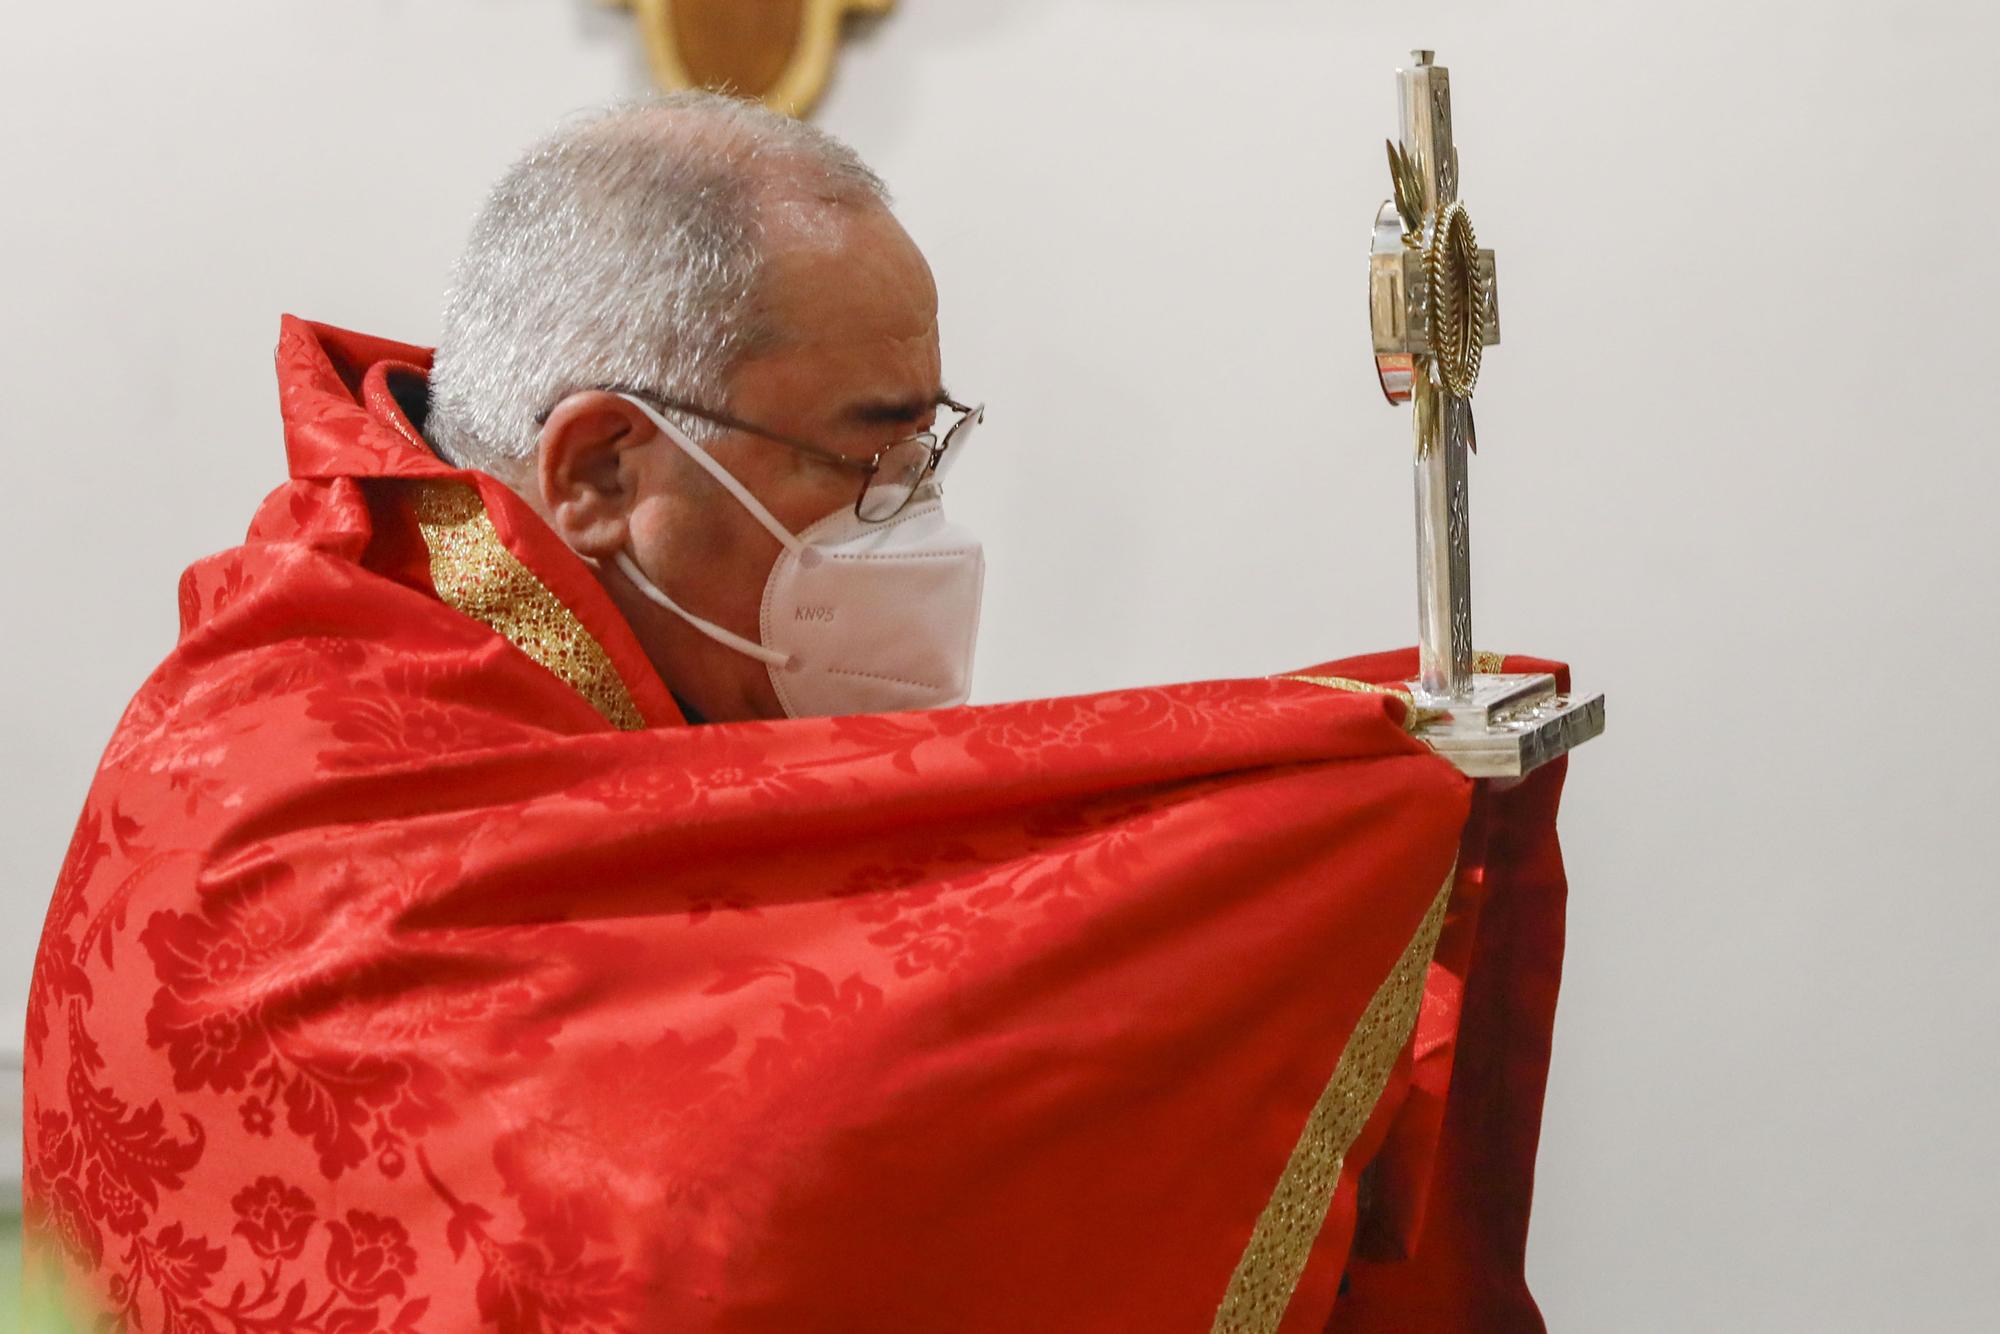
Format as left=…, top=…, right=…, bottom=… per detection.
left=854, top=405, right=984, bottom=522
left=857, top=436, right=935, bottom=521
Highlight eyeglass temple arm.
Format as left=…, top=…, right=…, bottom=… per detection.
left=643, top=394, right=878, bottom=475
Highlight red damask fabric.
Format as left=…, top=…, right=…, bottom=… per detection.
left=23, top=318, right=1565, bottom=1332
left=1322, top=654, right=1571, bottom=1334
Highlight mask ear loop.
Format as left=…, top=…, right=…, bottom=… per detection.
left=614, top=551, right=791, bottom=669
left=612, top=395, right=809, bottom=670
left=620, top=395, right=823, bottom=567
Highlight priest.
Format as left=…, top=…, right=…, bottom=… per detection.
left=24, top=92, right=1569, bottom=1332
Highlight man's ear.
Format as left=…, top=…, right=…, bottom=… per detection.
left=534, top=391, right=659, bottom=559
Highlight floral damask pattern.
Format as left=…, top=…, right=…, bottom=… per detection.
left=103, top=1173, right=431, bottom=1333
left=140, top=864, right=457, bottom=1182
left=231, top=1177, right=316, bottom=1261
left=424, top=1152, right=637, bottom=1334
left=866, top=901, right=1014, bottom=978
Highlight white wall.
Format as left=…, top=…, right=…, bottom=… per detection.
left=4, top=2, right=1996, bottom=1325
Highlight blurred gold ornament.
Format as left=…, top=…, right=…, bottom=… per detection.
left=605, top=0, right=893, bottom=117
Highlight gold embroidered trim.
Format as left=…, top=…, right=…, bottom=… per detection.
left=411, top=480, right=646, bottom=731
left=1210, top=871, right=1454, bottom=1334
left=1474, top=649, right=1508, bottom=673
left=1276, top=675, right=1443, bottom=731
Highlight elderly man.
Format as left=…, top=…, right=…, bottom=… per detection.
left=428, top=96, right=983, bottom=725
left=24, top=94, right=1564, bottom=1332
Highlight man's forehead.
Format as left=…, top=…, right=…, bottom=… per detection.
left=759, top=198, right=935, bottom=302
left=762, top=190, right=876, bottom=250
left=721, top=199, right=942, bottom=433
left=734, top=322, right=943, bottom=419
left=752, top=201, right=939, bottom=368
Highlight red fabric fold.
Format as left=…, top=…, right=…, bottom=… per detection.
left=1309, top=651, right=1570, bottom=1334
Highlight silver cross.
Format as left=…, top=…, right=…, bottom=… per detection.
left=1365, top=51, right=1605, bottom=777
left=1369, top=50, right=1500, bottom=704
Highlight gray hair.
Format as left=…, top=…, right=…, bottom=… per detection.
left=426, top=92, right=889, bottom=473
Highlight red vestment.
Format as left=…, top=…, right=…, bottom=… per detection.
left=23, top=318, right=1568, bottom=1332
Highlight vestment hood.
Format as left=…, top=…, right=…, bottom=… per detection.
left=275, top=317, right=455, bottom=480
left=229, top=315, right=682, bottom=728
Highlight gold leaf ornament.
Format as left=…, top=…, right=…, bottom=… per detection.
left=1384, top=139, right=1426, bottom=239
left=607, top=0, right=894, bottom=117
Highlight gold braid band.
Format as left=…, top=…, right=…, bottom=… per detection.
left=1423, top=199, right=1486, bottom=399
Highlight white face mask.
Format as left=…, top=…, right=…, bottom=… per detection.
left=612, top=394, right=986, bottom=719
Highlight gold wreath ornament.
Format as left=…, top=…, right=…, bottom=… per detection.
left=1423, top=200, right=1486, bottom=399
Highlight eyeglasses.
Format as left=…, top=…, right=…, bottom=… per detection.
left=563, top=386, right=985, bottom=523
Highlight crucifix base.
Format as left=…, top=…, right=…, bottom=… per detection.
left=1406, top=673, right=1606, bottom=779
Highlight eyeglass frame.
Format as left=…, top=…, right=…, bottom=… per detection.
left=536, top=384, right=985, bottom=523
